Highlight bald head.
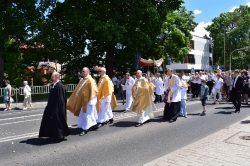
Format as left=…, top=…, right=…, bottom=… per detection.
left=136, top=70, right=142, bottom=79
left=82, top=67, right=90, bottom=77
left=52, top=72, right=60, bottom=83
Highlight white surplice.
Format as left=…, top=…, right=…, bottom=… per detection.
left=97, top=94, right=113, bottom=123
left=123, top=77, right=135, bottom=111
left=167, top=75, right=182, bottom=103
left=78, top=96, right=98, bottom=131
left=154, top=77, right=164, bottom=95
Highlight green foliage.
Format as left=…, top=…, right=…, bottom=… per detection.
left=206, top=5, right=250, bottom=70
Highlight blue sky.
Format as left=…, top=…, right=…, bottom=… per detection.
left=184, top=0, right=250, bottom=36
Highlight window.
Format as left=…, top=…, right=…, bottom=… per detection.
left=167, top=58, right=171, bottom=65
left=184, top=54, right=195, bottom=64
left=209, top=44, right=212, bottom=53
left=189, top=40, right=194, bottom=49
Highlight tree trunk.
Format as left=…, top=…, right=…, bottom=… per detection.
left=105, top=50, right=115, bottom=78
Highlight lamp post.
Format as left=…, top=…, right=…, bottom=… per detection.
left=224, top=29, right=226, bottom=70
left=229, top=46, right=250, bottom=70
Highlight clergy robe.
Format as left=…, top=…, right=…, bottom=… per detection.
left=163, top=74, right=182, bottom=121
left=39, top=82, right=70, bottom=141
left=123, top=76, right=135, bottom=111
left=131, top=77, right=156, bottom=123
left=97, top=75, right=117, bottom=123
left=67, top=75, right=98, bottom=131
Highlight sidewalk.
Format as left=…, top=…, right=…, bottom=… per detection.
left=144, top=116, right=250, bottom=166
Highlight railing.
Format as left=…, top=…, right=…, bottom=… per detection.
left=0, top=84, right=77, bottom=103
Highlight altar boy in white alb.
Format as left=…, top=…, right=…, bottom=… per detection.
left=122, top=72, right=135, bottom=113
left=154, top=73, right=164, bottom=103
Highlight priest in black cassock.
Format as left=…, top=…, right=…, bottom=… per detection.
left=39, top=72, right=70, bottom=142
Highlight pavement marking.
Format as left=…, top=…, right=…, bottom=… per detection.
left=0, top=118, right=41, bottom=126
left=0, top=132, right=38, bottom=143
left=0, top=114, right=43, bottom=121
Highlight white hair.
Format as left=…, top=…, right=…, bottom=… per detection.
left=100, top=67, right=106, bottom=72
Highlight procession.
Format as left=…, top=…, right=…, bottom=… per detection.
left=30, top=66, right=247, bottom=143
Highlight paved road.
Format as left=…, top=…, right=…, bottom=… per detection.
left=0, top=99, right=250, bottom=166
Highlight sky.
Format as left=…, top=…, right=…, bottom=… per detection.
left=184, top=0, right=250, bottom=37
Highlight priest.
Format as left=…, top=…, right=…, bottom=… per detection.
left=67, top=67, right=98, bottom=136
left=96, top=67, right=117, bottom=127
left=131, top=70, right=156, bottom=127
left=163, top=68, right=182, bottom=123
left=122, top=72, right=135, bottom=113
left=39, top=72, right=70, bottom=142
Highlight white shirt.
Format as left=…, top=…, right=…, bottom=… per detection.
left=154, top=77, right=164, bottom=95
left=181, top=87, right=188, bottom=99
left=112, top=77, right=118, bottom=87
left=214, top=78, right=223, bottom=89
left=23, top=85, right=31, bottom=97
left=123, top=77, right=135, bottom=94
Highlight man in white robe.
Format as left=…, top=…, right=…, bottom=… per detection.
left=154, top=73, right=164, bottom=103
left=163, top=68, right=182, bottom=123
left=67, top=67, right=98, bottom=136
left=131, top=70, right=156, bottom=127
left=122, top=72, right=135, bottom=113
left=96, top=67, right=117, bottom=127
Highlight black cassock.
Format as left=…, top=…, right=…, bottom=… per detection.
left=163, top=102, right=181, bottom=121
left=39, top=82, right=70, bottom=141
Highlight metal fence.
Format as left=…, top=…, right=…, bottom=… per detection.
left=0, top=84, right=77, bottom=103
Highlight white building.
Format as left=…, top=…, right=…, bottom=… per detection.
left=166, top=35, right=213, bottom=73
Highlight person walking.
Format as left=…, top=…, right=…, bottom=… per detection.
left=3, top=80, right=12, bottom=111
left=200, top=80, right=209, bottom=116
left=23, top=81, right=32, bottom=110
left=212, top=74, right=223, bottom=104
left=231, top=70, right=244, bottom=113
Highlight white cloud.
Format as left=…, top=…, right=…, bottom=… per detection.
left=191, top=22, right=211, bottom=37
left=194, top=9, right=202, bottom=15
left=229, top=6, right=239, bottom=12
left=229, top=3, right=250, bottom=12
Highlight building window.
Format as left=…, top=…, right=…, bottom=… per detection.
left=184, top=54, right=195, bottom=64
left=209, top=57, right=212, bottom=65
left=167, top=58, right=171, bottom=65
left=209, top=44, right=212, bottom=53
left=189, top=40, right=194, bottom=49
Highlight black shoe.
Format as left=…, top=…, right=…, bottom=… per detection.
left=184, top=115, right=187, bottom=118
left=169, top=119, right=175, bottom=123
left=200, top=111, right=206, bottom=116
left=79, top=130, right=87, bottom=136
left=109, top=118, right=114, bottom=124
left=135, top=123, right=143, bottom=127
left=235, top=110, right=240, bottom=113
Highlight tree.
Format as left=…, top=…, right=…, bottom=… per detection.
left=206, top=5, right=250, bottom=70
left=0, top=0, right=58, bottom=87
left=144, top=6, right=197, bottom=63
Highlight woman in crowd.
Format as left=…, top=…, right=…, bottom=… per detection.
left=242, top=70, right=249, bottom=105
left=3, top=80, right=12, bottom=111
left=212, top=74, right=223, bottom=104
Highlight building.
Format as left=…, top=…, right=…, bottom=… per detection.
left=166, top=35, right=213, bottom=73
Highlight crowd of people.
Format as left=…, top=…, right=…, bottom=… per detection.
left=2, top=67, right=249, bottom=143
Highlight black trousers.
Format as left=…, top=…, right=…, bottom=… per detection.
left=231, top=90, right=241, bottom=111
left=207, top=81, right=213, bottom=95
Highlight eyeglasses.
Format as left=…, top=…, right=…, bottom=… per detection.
left=98, top=71, right=102, bottom=73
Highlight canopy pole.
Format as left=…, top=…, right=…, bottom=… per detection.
left=162, top=56, right=165, bottom=74
left=153, top=58, right=156, bottom=74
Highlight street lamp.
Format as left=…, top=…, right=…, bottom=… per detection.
left=229, top=46, right=250, bottom=70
